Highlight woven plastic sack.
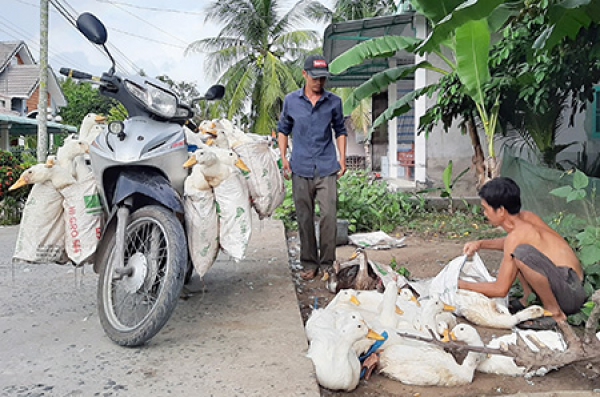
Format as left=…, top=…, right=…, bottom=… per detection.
left=213, top=170, right=252, bottom=261
left=13, top=182, right=68, bottom=264
left=59, top=174, right=104, bottom=265
left=233, top=140, right=285, bottom=219
left=184, top=189, right=219, bottom=277
left=427, top=253, right=502, bottom=307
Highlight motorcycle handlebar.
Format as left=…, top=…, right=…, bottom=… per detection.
left=59, top=67, right=95, bottom=81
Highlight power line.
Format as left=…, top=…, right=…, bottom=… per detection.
left=109, top=27, right=186, bottom=49
left=102, top=0, right=189, bottom=46
left=0, top=16, right=89, bottom=72
left=94, top=0, right=205, bottom=16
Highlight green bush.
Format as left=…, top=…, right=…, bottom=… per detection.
left=274, top=171, right=425, bottom=233
left=0, top=150, right=32, bottom=225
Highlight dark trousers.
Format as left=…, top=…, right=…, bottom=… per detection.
left=292, top=173, right=337, bottom=271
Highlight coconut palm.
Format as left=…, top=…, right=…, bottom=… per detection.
left=185, top=0, right=329, bottom=135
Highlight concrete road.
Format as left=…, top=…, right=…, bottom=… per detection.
left=0, top=219, right=319, bottom=397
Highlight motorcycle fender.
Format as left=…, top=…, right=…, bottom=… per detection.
left=113, top=170, right=184, bottom=214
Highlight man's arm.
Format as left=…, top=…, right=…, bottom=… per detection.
left=463, top=237, right=505, bottom=256
left=458, top=249, right=518, bottom=297
left=278, top=133, right=291, bottom=180
left=336, top=134, right=347, bottom=178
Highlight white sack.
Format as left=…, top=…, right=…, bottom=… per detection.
left=428, top=253, right=506, bottom=308
left=59, top=174, right=104, bottom=265
left=348, top=231, right=406, bottom=250
left=233, top=140, right=285, bottom=219
left=184, top=190, right=219, bottom=277
left=13, top=182, right=68, bottom=264
left=213, top=170, right=252, bottom=261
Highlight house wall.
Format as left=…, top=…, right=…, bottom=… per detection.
left=420, top=54, right=482, bottom=197
left=26, top=88, right=51, bottom=115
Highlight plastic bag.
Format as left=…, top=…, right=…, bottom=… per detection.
left=213, top=170, right=252, bottom=261
left=428, top=253, right=500, bottom=307
left=184, top=189, right=219, bottom=277
left=13, top=182, right=68, bottom=264
left=233, top=140, right=285, bottom=219
left=59, top=174, right=104, bottom=266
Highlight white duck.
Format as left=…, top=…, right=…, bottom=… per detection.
left=305, top=308, right=363, bottom=342
left=216, top=118, right=253, bottom=148
left=454, top=289, right=552, bottom=329
left=306, top=315, right=383, bottom=391
left=183, top=162, right=211, bottom=193
left=379, top=323, right=486, bottom=386
left=413, top=295, right=457, bottom=338
left=78, top=113, right=106, bottom=145
left=206, top=129, right=230, bottom=149
left=9, top=163, right=75, bottom=191
left=477, top=329, right=566, bottom=377
left=56, top=135, right=90, bottom=179
left=183, top=147, right=249, bottom=188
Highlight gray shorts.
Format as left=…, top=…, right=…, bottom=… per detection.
left=512, top=244, right=586, bottom=315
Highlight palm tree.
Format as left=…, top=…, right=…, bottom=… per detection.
left=185, top=0, right=328, bottom=135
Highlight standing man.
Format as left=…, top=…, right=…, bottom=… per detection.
left=277, top=55, right=348, bottom=281
left=460, top=177, right=585, bottom=329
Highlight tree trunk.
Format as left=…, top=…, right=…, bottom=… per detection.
left=466, top=114, right=487, bottom=190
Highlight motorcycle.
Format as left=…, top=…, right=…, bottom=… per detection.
left=60, top=12, right=224, bottom=346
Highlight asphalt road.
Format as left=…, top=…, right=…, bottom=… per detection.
left=0, top=219, right=320, bottom=397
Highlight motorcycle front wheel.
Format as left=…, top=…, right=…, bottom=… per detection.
left=97, top=205, right=187, bottom=346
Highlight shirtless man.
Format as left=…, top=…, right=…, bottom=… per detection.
left=459, top=177, right=585, bottom=325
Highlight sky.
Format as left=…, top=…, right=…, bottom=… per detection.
left=0, top=0, right=332, bottom=94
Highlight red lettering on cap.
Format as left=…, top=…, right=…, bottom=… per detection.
left=313, top=60, right=328, bottom=69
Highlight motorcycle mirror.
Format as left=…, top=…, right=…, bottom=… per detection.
left=202, top=85, right=225, bottom=101
left=76, top=13, right=108, bottom=45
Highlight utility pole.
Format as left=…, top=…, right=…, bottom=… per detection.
left=37, top=0, right=49, bottom=162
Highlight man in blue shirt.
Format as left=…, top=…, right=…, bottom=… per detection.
left=277, top=55, right=348, bottom=280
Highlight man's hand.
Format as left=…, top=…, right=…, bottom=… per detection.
left=337, top=162, right=347, bottom=179
left=282, top=158, right=291, bottom=180
left=463, top=241, right=481, bottom=256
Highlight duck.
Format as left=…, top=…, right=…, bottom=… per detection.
left=55, top=135, right=90, bottom=179
left=182, top=147, right=248, bottom=188
left=477, top=329, right=566, bottom=377
left=9, top=163, right=76, bottom=191
left=306, top=315, right=383, bottom=391
left=327, top=248, right=380, bottom=293
left=413, top=295, right=457, bottom=338
left=379, top=323, right=486, bottom=386
left=78, top=113, right=106, bottom=144
left=215, top=118, right=253, bottom=148
left=454, top=289, right=552, bottom=329
left=305, top=308, right=364, bottom=342
left=183, top=162, right=212, bottom=193
left=205, top=129, right=230, bottom=149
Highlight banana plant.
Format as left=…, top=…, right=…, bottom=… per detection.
left=329, top=0, right=514, bottom=184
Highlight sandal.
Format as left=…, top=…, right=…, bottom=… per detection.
left=299, top=268, right=319, bottom=281
left=516, top=317, right=557, bottom=331
left=508, top=299, right=526, bottom=314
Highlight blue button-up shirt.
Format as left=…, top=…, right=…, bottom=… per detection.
left=277, top=88, right=347, bottom=178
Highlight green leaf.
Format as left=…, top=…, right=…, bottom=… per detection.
left=454, top=19, right=491, bottom=105
left=416, top=0, right=507, bottom=54
left=342, top=61, right=436, bottom=116
left=409, top=0, right=465, bottom=24
left=573, top=169, right=589, bottom=190
left=566, top=189, right=586, bottom=202
left=550, top=186, right=573, bottom=198
left=580, top=245, right=600, bottom=266
left=329, top=36, right=422, bottom=75
left=442, top=160, right=454, bottom=192
left=534, top=0, right=600, bottom=50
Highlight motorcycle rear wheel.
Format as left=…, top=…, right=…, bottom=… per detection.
left=97, top=205, right=187, bottom=346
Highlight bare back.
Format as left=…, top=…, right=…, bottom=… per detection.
left=506, top=211, right=583, bottom=280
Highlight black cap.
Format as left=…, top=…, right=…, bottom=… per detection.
left=304, top=55, right=330, bottom=78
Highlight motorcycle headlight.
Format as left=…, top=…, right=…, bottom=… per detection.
left=125, top=80, right=177, bottom=118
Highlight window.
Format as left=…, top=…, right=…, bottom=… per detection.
left=593, top=86, right=600, bottom=140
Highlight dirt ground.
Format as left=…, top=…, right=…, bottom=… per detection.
left=286, top=232, right=600, bottom=397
